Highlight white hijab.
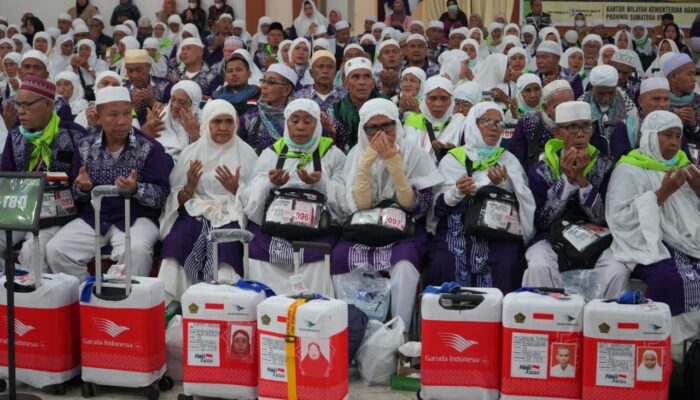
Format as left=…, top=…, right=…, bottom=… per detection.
left=12, top=34, right=29, bottom=55
left=419, top=76, right=455, bottom=126
left=468, top=28, right=490, bottom=55
left=160, top=99, right=258, bottom=239
left=560, top=47, right=584, bottom=70
left=167, top=15, right=183, bottom=44
left=251, top=16, right=272, bottom=52
left=293, top=0, right=328, bottom=38
left=344, top=98, right=443, bottom=212
left=55, top=71, right=87, bottom=116
left=636, top=350, right=663, bottom=381
left=607, top=110, right=700, bottom=265
left=158, top=80, right=202, bottom=160
left=521, top=24, right=537, bottom=55
left=283, top=98, right=322, bottom=152
left=474, top=53, right=508, bottom=91
left=48, top=34, right=73, bottom=78
left=597, top=44, right=618, bottom=65
left=32, top=32, right=52, bottom=56
left=277, top=39, right=292, bottom=64
left=438, top=49, right=468, bottom=85
left=645, top=39, right=679, bottom=78
left=401, top=67, right=426, bottom=99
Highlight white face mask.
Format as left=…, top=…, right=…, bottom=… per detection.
left=215, top=3, right=223, bottom=8
left=575, top=20, right=585, bottom=28
left=189, top=2, right=197, bottom=9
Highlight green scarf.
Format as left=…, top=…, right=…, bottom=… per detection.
left=159, top=37, right=173, bottom=49
left=334, top=91, right=387, bottom=150
left=19, top=112, right=60, bottom=171
left=617, top=149, right=690, bottom=172
left=273, top=137, right=334, bottom=169
left=448, top=146, right=505, bottom=171
left=543, top=139, right=598, bottom=179
left=404, top=112, right=450, bottom=132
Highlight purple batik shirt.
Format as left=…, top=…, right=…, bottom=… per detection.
left=73, top=128, right=170, bottom=235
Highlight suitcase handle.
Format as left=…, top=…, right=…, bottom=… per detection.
left=439, top=293, right=484, bottom=310
left=91, top=185, right=132, bottom=200
left=292, top=241, right=332, bottom=254
left=210, top=229, right=254, bottom=282
left=536, top=287, right=565, bottom=294
left=91, top=280, right=140, bottom=301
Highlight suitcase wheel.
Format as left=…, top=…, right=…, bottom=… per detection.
left=81, top=382, right=96, bottom=398
left=0, top=379, right=5, bottom=393
left=144, top=385, right=160, bottom=400
left=158, top=376, right=174, bottom=391
left=42, top=383, right=66, bottom=395
left=177, top=394, right=194, bottom=400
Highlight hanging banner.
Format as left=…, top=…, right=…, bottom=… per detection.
left=520, top=1, right=700, bottom=28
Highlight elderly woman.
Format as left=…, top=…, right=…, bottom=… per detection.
left=55, top=71, right=88, bottom=119
left=505, top=73, right=543, bottom=124
left=607, top=110, right=700, bottom=343
left=288, top=37, right=313, bottom=87
left=561, top=47, right=584, bottom=78
left=70, top=39, right=108, bottom=88
left=48, top=35, right=74, bottom=78
left=426, top=102, right=535, bottom=292
left=394, top=66, right=425, bottom=117
left=158, top=99, right=258, bottom=303
left=403, top=76, right=464, bottom=164
left=240, top=99, right=347, bottom=296
left=460, top=38, right=483, bottom=75
left=331, top=98, right=442, bottom=330
left=0, top=52, right=21, bottom=100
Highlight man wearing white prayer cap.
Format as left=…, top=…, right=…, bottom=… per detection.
left=535, top=40, right=584, bottom=99
left=409, top=20, right=424, bottom=35
left=404, top=33, right=439, bottom=78
left=609, top=49, right=642, bottom=106
left=579, top=64, right=637, bottom=142
left=663, top=53, right=700, bottom=142
left=375, top=39, right=402, bottom=96
left=238, top=63, right=297, bottom=153
left=356, top=16, right=377, bottom=42
left=123, top=49, right=173, bottom=126
left=427, top=20, right=447, bottom=64
left=172, top=37, right=223, bottom=97
left=610, top=77, right=674, bottom=161
left=523, top=100, right=629, bottom=298
left=58, top=13, right=73, bottom=35
left=332, top=20, right=353, bottom=69
left=47, top=86, right=170, bottom=281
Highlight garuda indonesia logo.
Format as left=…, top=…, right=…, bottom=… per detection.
left=94, top=318, right=130, bottom=338
left=439, top=332, right=478, bottom=353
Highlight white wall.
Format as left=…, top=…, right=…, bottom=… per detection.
left=0, top=0, right=247, bottom=34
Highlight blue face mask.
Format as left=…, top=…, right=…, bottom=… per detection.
left=468, top=59, right=477, bottom=68
left=285, top=134, right=318, bottom=152
left=477, top=146, right=499, bottom=159
left=662, top=154, right=679, bottom=167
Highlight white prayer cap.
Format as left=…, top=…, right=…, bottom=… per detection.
left=411, top=20, right=424, bottom=29
left=589, top=64, right=618, bottom=87
left=114, top=25, right=131, bottom=35
left=312, top=38, right=330, bottom=51
left=610, top=49, right=636, bottom=69
left=72, top=19, right=86, bottom=29
left=423, top=75, right=454, bottom=96
left=487, top=22, right=504, bottom=35
left=542, top=80, right=573, bottom=103
left=267, top=63, right=297, bottom=86
left=143, top=37, right=159, bottom=50
left=343, top=43, right=364, bottom=55
left=406, top=33, right=427, bottom=45
left=663, top=53, right=693, bottom=77
left=74, top=24, right=89, bottom=34
left=581, top=34, right=603, bottom=47
left=428, top=20, right=444, bottom=30
left=640, top=77, right=670, bottom=95
left=360, top=34, right=376, bottom=44
left=217, top=13, right=233, bottom=22
left=120, top=36, right=140, bottom=51
left=372, top=22, right=386, bottom=31
left=335, top=20, right=350, bottom=31
left=449, top=27, right=469, bottom=38
left=233, top=19, right=246, bottom=29
left=555, top=101, right=591, bottom=124
left=536, top=41, right=562, bottom=56
left=92, top=14, right=104, bottom=24
left=181, top=37, right=204, bottom=49
left=95, top=71, right=122, bottom=87
left=124, top=49, right=150, bottom=64
left=564, top=30, right=578, bottom=44
left=377, top=39, right=400, bottom=54
left=95, top=86, right=131, bottom=106
left=344, top=57, right=372, bottom=77
left=454, top=82, right=483, bottom=105
left=366, top=16, right=377, bottom=23
left=46, top=28, right=60, bottom=40
left=58, top=13, right=72, bottom=22
left=224, top=35, right=244, bottom=48
left=138, top=17, right=152, bottom=27
left=398, top=32, right=410, bottom=42
left=167, top=15, right=182, bottom=25
left=20, top=50, right=48, bottom=67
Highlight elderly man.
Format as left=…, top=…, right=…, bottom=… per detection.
left=663, top=53, right=700, bottom=148
left=123, top=49, right=172, bottom=125
left=294, top=50, right=346, bottom=113
left=426, top=20, right=447, bottom=64
left=355, top=16, right=377, bottom=42
left=2, top=51, right=73, bottom=128
left=523, top=101, right=629, bottom=298
left=578, top=64, right=637, bottom=148
left=210, top=35, right=244, bottom=76
left=403, top=33, right=439, bottom=78
left=171, top=38, right=223, bottom=97
left=609, top=50, right=641, bottom=106
left=329, top=57, right=387, bottom=152
left=0, top=77, right=86, bottom=271
left=534, top=41, right=584, bottom=99
left=332, top=20, right=354, bottom=69
left=58, top=13, right=73, bottom=35
left=239, top=63, right=295, bottom=153
left=89, top=15, right=113, bottom=57
left=581, top=34, right=603, bottom=80
left=206, top=14, right=234, bottom=67
left=47, top=86, right=169, bottom=281
left=374, top=39, right=403, bottom=96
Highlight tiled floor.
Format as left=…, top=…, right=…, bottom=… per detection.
left=9, top=376, right=419, bottom=399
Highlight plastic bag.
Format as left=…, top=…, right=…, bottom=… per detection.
left=355, top=317, right=405, bottom=385
left=165, top=315, right=183, bottom=381
left=335, top=268, right=391, bottom=321
left=560, top=269, right=606, bottom=300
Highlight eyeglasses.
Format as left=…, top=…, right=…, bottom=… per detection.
left=559, top=123, right=594, bottom=135
left=12, top=97, right=44, bottom=111
left=259, top=78, right=289, bottom=87
left=364, top=121, right=396, bottom=135
left=477, top=118, right=505, bottom=130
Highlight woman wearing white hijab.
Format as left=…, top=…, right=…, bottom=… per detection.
left=631, top=23, right=654, bottom=58
left=143, top=37, right=168, bottom=78
left=486, top=22, right=504, bottom=51
left=460, top=38, right=483, bottom=73
left=292, top=0, right=329, bottom=40
left=153, top=22, right=175, bottom=59
left=607, top=110, right=700, bottom=343
left=613, top=30, right=645, bottom=76
left=251, top=16, right=272, bottom=53
left=158, top=99, right=258, bottom=303
left=71, top=39, right=107, bottom=87
left=394, top=66, right=426, bottom=117
left=438, top=49, right=469, bottom=86
left=404, top=76, right=465, bottom=164
left=32, top=32, right=52, bottom=56
left=561, top=47, right=584, bottom=76
left=426, top=102, right=535, bottom=290
left=233, top=19, right=252, bottom=49
left=48, top=35, right=73, bottom=78
left=167, top=14, right=183, bottom=49
left=156, top=80, right=202, bottom=161
left=0, top=52, right=20, bottom=100
left=597, top=44, right=618, bottom=66
left=504, top=73, right=542, bottom=124
left=240, top=99, right=346, bottom=297
left=538, top=27, right=562, bottom=46
left=645, top=39, right=679, bottom=78
left=112, top=36, right=140, bottom=79
left=636, top=350, right=663, bottom=382
left=12, top=34, right=29, bottom=55
left=521, top=24, right=537, bottom=56
left=332, top=98, right=443, bottom=331
left=468, top=27, right=490, bottom=56
left=277, top=39, right=292, bottom=66
left=55, top=71, right=88, bottom=118
left=288, top=37, right=313, bottom=87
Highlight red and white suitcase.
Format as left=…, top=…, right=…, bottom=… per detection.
left=257, top=293, right=348, bottom=400
left=582, top=298, right=672, bottom=400
left=79, top=186, right=169, bottom=399
left=501, top=288, right=586, bottom=400
left=0, top=236, right=80, bottom=394
left=420, top=286, right=503, bottom=400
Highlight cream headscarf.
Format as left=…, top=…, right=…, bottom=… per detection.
left=251, top=16, right=272, bottom=52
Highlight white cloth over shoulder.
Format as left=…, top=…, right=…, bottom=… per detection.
left=473, top=53, right=508, bottom=91
left=157, top=80, right=202, bottom=160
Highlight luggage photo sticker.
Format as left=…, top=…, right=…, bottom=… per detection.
left=225, top=323, right=254, bottom=362
left=550, top=343, right=576, bottom=379
left=636, top=347, right=663, bottom=382
left=299, top=337, right=331, bottom=378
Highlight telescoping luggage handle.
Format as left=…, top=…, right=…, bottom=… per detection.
left=290, top=241, right=331, bottom=294
left=209, top=228, right=254, bottom=282
left=91, top=185, right=132, bottom=297
left=423, top=282, right=487, bottom=310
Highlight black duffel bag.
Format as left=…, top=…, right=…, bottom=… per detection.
left=548, top=218, right=612, bottom=272
left=342, top=200, right=416, bottom=247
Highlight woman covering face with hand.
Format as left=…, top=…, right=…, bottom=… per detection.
left=158, top=99, right=258, bottom=303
